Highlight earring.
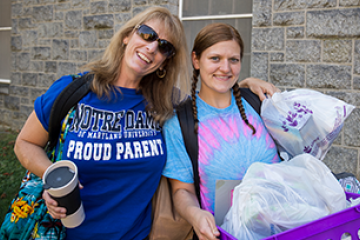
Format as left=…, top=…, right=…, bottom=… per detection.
left=156, top=68, right=166, bottom=78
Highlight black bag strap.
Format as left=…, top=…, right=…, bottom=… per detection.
left=47, top=73, right=93, bottom=150
left=176, top=89, right=261, bottom=203
left=176, top=98, right=201, bottom=205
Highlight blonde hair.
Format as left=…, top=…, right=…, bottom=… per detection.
left=82, top=7, right=190, bottom=125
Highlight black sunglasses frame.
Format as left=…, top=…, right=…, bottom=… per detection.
left=135, top=25, right=175, bottom=58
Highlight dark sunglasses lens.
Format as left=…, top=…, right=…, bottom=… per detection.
left=158, top=40, right=175, bottom=57
left=137, top=25, right=158, bottom=41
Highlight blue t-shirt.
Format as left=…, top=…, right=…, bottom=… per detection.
left=35, top=74, right=166, bottom=240
left=162, top=94, right=280, bottom=213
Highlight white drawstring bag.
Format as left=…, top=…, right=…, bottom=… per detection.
left=221, top=154, right=346, bottom=240
left=260, top=89, right=355, bottom=160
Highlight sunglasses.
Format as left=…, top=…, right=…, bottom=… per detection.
left=135, top=25, right=175, bottom=58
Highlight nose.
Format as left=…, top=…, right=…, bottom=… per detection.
left=219, top=60, right=230, bottom=73
left=146, top=40, right=159, bottom=54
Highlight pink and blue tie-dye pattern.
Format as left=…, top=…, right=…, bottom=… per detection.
left=162, top=94, right=280, bottom=214
left=197, top=108, right=279, bottom=213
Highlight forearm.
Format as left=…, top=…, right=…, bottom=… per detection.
left=173, top=188, right=201, bottom=226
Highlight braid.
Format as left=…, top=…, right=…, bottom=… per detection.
left=232, top=84, right=256, bottom=135
left=191, top=69, right=200, bottom=133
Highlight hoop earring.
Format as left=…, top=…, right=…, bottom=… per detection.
left=156, top=68, right=166, bottom=78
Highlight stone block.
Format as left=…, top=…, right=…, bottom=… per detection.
left=21, top=30, right=37, bottom=47
left=99, top=29, right=114, bottom=39
left=79, top=31, right=97, bottom=48
left=273, top=0, right=307, bottom=11
left=70, top=39, right=79, bottom=48
left=344, top=108, right=360, bottom=147
left=19, top=18, right=34, bottom=29
left=251, top=52, right=268, bottom=81
left=270, top=64, right=305, bottom=87
left=73, top=0, right=90, bottom=8
left=252, top=0, right=272, bottom=27
left=286, top=40, right=321, bottom=62
left=29, top=61, right=43, bottom=72
left=4, top=96, right=20, bottom=111
left=84, top=14, right=114, bottom=29
left=65, top=11, right=82, bottom=29
left=91, top=1, right=107, bottom=14
left=38, top=73, right=56, bottom=88
left=9, top=86, right=29, bottom=96
left=30, top=88, right=46, bottom=103
left=306, top=65, right=351, bottom=89
left=270, top=52, right=285, bottom=62
left=354, top=76, right=360, bottom=90
left=55, top=11, right=63, bottom=20
left=32, top=47, right=51, bottom=60
left=12, top=19, right=19, bottom=35
left=57, top=62, right=76, bottom=76
left=52, top=39, right=69, bottom=60
left=355, top=40, right=360, bottom=74
left=340, top=0, right=360, bottom=6
left=323, top=146, right=358, bottom=175
left=12, top=3, right=22, bottom=17
left=45, top=61, right=57, bottom=73
left=39, top=39, right=52, bottom=46
left=307, top=9, right=360, bottom=38
left=16, top=53, right=30, bottom=71
left=114, top=13, right=132, bottom=23
left=11, top=73, right=22, bottom=86
left=109, top=0, right=131, bottom=13
left=99, top=40, right=110, bottom=48
left=323, top=40, right=352, bottom=63
left=11, top=36, right=22, bottom=51
left=133, top=6, right=148, bottom=16
left=273, top=12, right=305, bottom=26
left=307, top=0, right=337, bottom=8
left=22, top=73, right=38, bottom=87
left=88, top=49, right=104, bottom=61
left=134, top=0, right=147, bottom=6
left=64, top=31, right=78, bottom=38
left=33, top=6, right=53, bottom=21
left=252, top=28, right=285, bottom=51
left=286, top=27, right=305, bottom=39
left=70, top=50, right=88, bottom=61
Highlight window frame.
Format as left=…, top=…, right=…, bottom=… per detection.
left=0, top=26, right=12, bottom=84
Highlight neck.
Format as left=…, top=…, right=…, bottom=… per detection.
left=198, top=89, right=232, bottom=109
left=115, top=63, right=141, bottom=89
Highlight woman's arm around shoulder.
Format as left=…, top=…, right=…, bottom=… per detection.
left=238, top=77, right=280, bottom=101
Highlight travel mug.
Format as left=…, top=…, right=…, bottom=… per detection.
left=43, top=160, right=85, bottom=228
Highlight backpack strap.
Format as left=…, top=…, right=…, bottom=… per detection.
left=47, top=73, right=93, bottom=151
left=176, top=98, right=201, bottom=206
left=176, top=90, right=262, bottom=204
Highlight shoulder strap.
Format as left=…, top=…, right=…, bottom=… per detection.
left=176, top=98, right=201, bottom=205
left=239, top=88, right=261, bottom=115
left=176, top=89, right=262, bottom=205
left=47, top=73, right=93, bottom=150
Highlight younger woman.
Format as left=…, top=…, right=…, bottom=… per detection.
left=162, top=23, right=281, bottom=240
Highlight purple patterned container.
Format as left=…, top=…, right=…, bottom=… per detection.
left=219, top=192, right=360, bottom=240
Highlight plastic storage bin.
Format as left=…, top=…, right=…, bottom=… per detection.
left=219, top=192, right=360, bottom=240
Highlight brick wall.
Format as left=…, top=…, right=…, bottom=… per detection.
left=252, top=0, right=360, bottom=177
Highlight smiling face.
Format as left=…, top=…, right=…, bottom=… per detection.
left=193, top=40, right=241, bottom=104
left=119, top=19, right=171, bottom=88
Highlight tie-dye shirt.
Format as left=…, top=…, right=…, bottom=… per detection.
left=162, top=93, right=280, bottom=213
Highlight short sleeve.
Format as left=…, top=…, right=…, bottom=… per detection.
left=34, top=75, right=74, bottom=132
left=162, top=114, right=194, bottom=184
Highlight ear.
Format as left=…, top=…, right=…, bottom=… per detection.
left=123, top=36, right=129, bottom=45
left=192, top=51, right=200, bottom=70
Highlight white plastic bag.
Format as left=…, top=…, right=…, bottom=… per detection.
left=221, top=154, right=346, bottom=240
left=260, top=89, right=355, bottom=160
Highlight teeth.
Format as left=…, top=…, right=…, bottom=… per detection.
left=138, top=52, right=151, bottom=63
left=215, top=75, right=230, bottom=80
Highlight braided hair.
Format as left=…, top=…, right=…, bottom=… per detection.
left=190, top=23, right=256, bottom=134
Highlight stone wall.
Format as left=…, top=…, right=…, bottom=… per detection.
left=0, top=0, right=177, bottom=129
left=252, top=0, right=360, bottom=177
